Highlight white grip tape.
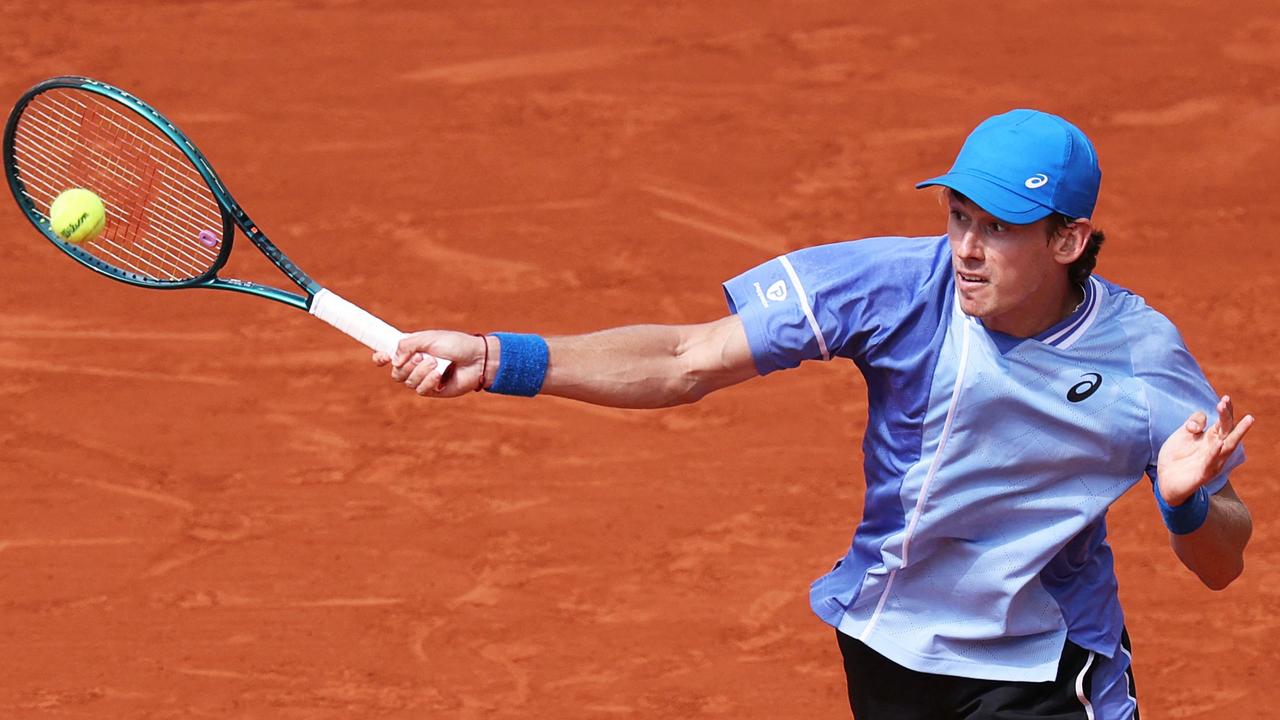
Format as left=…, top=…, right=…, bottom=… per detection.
left=308, top=289, right=452, bottom=375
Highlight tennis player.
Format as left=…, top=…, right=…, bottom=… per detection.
left=376, top=109, right=1253, bottom=719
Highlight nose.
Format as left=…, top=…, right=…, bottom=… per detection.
left=955, top=227, right=984, bottom=262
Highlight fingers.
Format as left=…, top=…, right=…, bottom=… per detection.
left=1212, top=395, right=1235, bottom=435
left=1222, top=413, right=1255, bottom=454
left=403, top=354, right=446, bottom=395
left=1209, top=395, right=1251, bottom=445
left=371, top=351, right=391, bottom=366
left=393, top=332, right=442, bottom=368
left=1208, top=395, right=1252, bottom=461
left=1184, top=410, right=1207, bottom=434
left=391, top=352, right=426, bottom=382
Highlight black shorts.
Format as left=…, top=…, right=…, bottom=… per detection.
left=837, top=630, right=1139, bottom=719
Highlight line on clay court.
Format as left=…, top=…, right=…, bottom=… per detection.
left=653, top=209, right=785, bottom=253
left=0, top=328, right=231, bottom=342
left=145, top=547, right=221, bottom=578
left=402, top=46, right=643, bottom=84
left=70, top=476, right=195, bottom=511
left=640, top=183, right=784, bottom=238
left=174, top=666, right=297, bottom=683
left=0, top=358, right=235, bottom=386
left=0, top=536, right=141, bottom=555
left=426, top=197, right=602, bottom=217
left=289, top=597, right=406, bottom=608
left=208, top=594, right=406, bottom=609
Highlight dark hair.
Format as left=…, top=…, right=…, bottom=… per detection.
left=1047, top=213, right=1105, bottom=286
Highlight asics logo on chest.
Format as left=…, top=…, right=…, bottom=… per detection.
left=1067, top=372, right=1102, bottom=402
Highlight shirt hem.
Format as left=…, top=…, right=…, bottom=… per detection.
left=834, top=615, right=1063, bottom=682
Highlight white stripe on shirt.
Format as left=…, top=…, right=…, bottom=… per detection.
left=860, top=313, right=974, bottom=643
left=1076, top=650, right=1097, bottom=720
left=779, top=255, right=831, bottom=360
left=1058, top=278, right=1105, bottom=350
left=1043, top=278, right=1097, bottom=346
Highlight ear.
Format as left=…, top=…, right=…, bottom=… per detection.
left=1052, top=218, right=1092, bottom=266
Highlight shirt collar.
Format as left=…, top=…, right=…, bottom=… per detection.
left=966, top=276, right=1102, bottom=353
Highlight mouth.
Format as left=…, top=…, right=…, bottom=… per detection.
left=956, top=271, right=988, bottom=286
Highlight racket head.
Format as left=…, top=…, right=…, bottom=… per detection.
left=3, top=76, right=235, bottom=288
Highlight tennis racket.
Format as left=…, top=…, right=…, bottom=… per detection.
left=3, top=75, right=447, bottom=373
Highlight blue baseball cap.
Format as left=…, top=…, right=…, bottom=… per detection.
left=916, top=109, right=1101, bottom=224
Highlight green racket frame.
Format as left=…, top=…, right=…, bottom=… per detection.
left=3, top=75, right=317, bottom=310
left=2, top=76, right=442, bottom=368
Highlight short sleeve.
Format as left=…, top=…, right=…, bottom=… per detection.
left=1134, top=315, right=1244, bottom=495
left=722, top=235, right=951, bottom=375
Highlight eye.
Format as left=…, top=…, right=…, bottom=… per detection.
left=950, top=209, right=967, bottom=222
left=988, top=221, right=1007, bottom=234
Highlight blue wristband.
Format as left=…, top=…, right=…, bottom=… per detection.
left=486, top=333, right=548, bottom=397
left=1154, top=481, right=1210, bottom=535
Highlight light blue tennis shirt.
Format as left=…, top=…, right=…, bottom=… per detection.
left=723, top=234, right=1243, bottom=682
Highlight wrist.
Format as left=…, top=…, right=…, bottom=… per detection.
left=1155, top=479, right=1211, bottom=535
left=482, top=335, right=497, bottom=390
left=473, top=334, right=495, bottom=392
left=1158, top=481, right=1194, bottom=507
left=484, top=332, right=548, bottom=397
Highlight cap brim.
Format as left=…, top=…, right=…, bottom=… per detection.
left=916, top=172, right=1053, bottom=224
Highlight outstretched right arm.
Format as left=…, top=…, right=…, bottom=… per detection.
left=373, top=314, right=758, bottom=409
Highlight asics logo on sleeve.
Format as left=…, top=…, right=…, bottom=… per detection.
left=1067, top=372, right=1102, bottom=402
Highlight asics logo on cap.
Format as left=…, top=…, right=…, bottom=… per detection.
left=1025, top=173, right=1049, bottom=189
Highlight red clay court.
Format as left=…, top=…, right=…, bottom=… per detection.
left=0, top=2, right=1276, bottom=717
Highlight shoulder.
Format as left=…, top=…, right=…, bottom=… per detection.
left=722, top=235, right=952, bottom=367
left=788, top=234, right=949, bottom=270
left=783, top=234, right=951, bottom=296
left=1094, top=278, right=1239, bottom=476
left=1093, top=277, right=1191, bottom=373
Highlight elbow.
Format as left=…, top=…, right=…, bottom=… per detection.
left=1176, top=496, right=1253, bottom=592
left=1201, top=576, right=1237, bottom=592
left=1192, top=556, right=1244, bottom=589
left=1173, top=543, right=1246, bottom=591
left=1196, top=559, right=1245, bottom=591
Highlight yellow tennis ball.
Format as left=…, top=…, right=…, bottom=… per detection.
left=48, top=188, right=107, bottom=244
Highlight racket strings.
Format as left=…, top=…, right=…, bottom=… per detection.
left=17, top=115, right=202, bottom=278
left=16, top=106, right=214, bottom=281
left=19, top=95, right=218, bottom=279
left=10, top=88, right=226, bottom=282
left=22, top=94, right=219, bottom=275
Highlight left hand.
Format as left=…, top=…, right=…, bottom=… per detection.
left=1156, top=395, right=1254, bottom=505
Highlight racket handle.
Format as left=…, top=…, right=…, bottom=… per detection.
left=308, top=288, right=453, bottom=375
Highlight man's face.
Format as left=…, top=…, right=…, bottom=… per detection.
left=946, top=192, right=1069, bottom=337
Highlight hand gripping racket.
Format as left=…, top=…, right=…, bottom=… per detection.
left=3, top=76, right=447, bottom=373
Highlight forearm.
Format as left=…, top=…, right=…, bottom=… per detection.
left=1170, top=484, right=1252, bottom=590
left=491, top=317, right=755, bottom=409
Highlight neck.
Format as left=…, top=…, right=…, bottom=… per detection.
left=983, top=278, right=1084, bottom=338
